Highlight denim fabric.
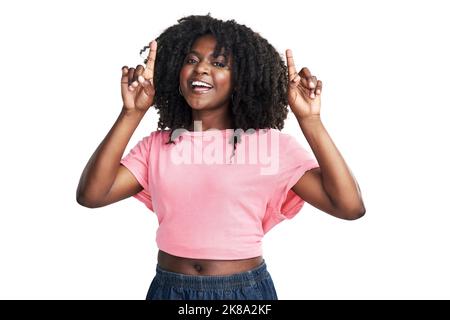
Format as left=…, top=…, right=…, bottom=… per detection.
left=146, top=261, right=278, bottom=300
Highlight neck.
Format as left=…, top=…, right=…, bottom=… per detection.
left=189, top=108, right=233, bottom=131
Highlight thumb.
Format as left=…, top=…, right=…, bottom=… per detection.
left=289, top=73, right=301, bottom=88
left=138, top=75, right=154, bottom=97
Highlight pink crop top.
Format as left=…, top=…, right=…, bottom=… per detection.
left=120, top=128, right=319, bottom=259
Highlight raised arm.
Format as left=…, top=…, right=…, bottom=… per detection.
left=284, top=49, right=365, bottom=220
left=76, top=41, right=157, bottom=208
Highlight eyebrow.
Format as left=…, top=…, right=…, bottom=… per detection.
left=188, top=50, right=227, bottom=58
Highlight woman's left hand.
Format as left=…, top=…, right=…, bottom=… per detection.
left=285, top=49, right=322, bottom=120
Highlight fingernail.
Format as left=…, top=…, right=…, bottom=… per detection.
left=316, top=89, right=321, bottom=94
left=309, top=81, right=315, bottom=88
left=310, top=92, right=315, bottom=98
left=138, top=75, right=145, bottom=83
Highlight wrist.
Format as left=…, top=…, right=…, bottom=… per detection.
left=296, top=114, right=322, bottom=126
left=121, top=107, right=146, bottom=118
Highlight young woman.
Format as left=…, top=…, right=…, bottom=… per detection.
left=76, top=14, right=365, bottom=300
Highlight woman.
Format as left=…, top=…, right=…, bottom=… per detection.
left=76, top=14, right=365, bottom=300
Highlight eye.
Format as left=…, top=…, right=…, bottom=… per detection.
left=186, top=58, right=197, bottom=64
left=213, top=61, right=226, bottom=68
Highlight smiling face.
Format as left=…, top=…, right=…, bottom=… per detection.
left=179, top=34, right=233, bottom=112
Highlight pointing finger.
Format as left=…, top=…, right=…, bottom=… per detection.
left=285, top=49, right=298, bottom=82
left=143, top=40, right=157, bottom=82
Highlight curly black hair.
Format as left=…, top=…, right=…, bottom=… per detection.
left=140, top=14, right=289, bottom=158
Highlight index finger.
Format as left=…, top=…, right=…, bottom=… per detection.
left=285, top=49, right=297, bottom=81
left=143, top=40, right=157, bottom=80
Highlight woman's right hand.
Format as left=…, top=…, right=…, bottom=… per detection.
left=121, top=40, right=157, bottom=113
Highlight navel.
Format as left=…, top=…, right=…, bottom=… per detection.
left=193, top=263, right=203, bottom=272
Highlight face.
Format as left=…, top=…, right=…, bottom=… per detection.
left=179, top=34, right=233, bottom=111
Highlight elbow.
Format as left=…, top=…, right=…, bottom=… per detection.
left=334, top=202, right=366, bottom=220
left=76, top=194, right=93, bottom=208
left=343, top=204, right=366, bottom=220
left=76, top=190, right=101, bottom=209
left=344, top=206, right=366, bottom=220
left=76, top=187, right=88, bottom=207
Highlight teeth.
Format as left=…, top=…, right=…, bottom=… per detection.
left=191, top=81, right=212, bottom=88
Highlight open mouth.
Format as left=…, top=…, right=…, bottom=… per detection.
left=190, top=80, right=214, bottom=93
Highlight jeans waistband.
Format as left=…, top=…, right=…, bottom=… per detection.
left=154, top=260, right=269, bottom=290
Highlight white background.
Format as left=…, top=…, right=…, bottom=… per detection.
left=1, top=0, right=449, bottom=299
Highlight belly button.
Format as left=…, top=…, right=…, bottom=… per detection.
left=193, top=264, right=202, bottom=272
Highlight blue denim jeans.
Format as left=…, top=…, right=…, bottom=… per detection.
left=146, top=260, right=278, bottom=300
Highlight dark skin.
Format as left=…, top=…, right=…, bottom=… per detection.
left=162, top=35, right=264, bottom=274
left=77, top=35, right=365, bottom=276
left=285, top=49, right=365, bottom=220
left=180, top=34, right=234, bottom=131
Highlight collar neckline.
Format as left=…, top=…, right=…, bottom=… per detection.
left=180, top=128, right=236, bottom=136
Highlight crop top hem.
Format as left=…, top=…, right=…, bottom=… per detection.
left=157, top=242, right=263, bottom=260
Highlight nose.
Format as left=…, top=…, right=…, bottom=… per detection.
left=194, top=60, right=210, bottom=75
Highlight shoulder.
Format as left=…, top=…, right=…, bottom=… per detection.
left=147, top=129, right=171, bottom=140
left=131, top=130, right=167, bottom=149
left=265, top=128, right=299, bottom=148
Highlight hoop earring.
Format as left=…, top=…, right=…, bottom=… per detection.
left=179, top=85, right=183, bottom=97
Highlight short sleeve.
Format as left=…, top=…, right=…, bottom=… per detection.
left=263, top=135, right=319, bottom=233
left=120, top=133, right=154, bottom=211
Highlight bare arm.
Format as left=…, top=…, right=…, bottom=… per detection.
left=76, top=41, right=158, bottom=208
left=76, top=108, right=145, bottom=208
left=292, top=116, right=365, bottom=220
left=285, top=49, right=365, bottom=220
